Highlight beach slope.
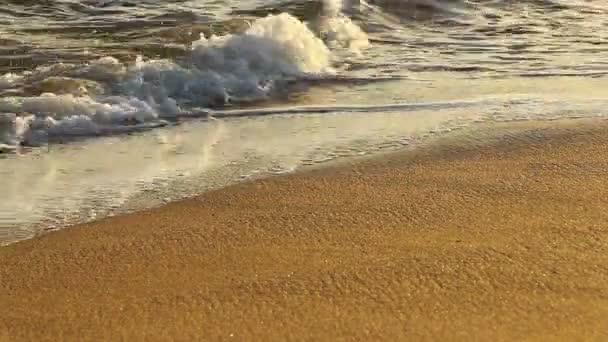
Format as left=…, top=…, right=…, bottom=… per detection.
left=1, top=121, right=608, bottom=341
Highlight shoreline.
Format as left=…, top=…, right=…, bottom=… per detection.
left=2, top=119, right=608, bottom=340
left=0, top=104, right=469, bottom=247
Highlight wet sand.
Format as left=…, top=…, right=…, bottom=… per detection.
left=1, top=120, right=608, bottom=341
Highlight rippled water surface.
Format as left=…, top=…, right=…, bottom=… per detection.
left=1, top=0, right=607, bottom=244
left=1, top=0, right=606, bottom=75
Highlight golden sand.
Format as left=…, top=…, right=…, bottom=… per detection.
left=1, top=120, right=607, bottom=341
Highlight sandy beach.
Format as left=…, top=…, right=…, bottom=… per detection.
left=1, top=119, right=608, bottom=341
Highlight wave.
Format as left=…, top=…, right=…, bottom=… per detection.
left=2, top=0, right=606, bottom=150
left=0, top=6, right=369, bottom=148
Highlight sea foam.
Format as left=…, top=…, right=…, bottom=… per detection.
left=317, top=0, right=370, bottom=50
left=0, top=10, right=367, bottom=148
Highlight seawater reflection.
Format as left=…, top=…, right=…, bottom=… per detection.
left=0, top=107, right=473, bottom=245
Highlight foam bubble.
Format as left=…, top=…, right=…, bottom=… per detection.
left=317, top=0, right=370, bottom=51
left=0, top=73, right=22, bottom=91
left=122, top=13, right=334, bottom=109
left=0, top=12, right=369, bottom=148
left=317, top=16, right=370, bottom=50
left=0, top=94, right=163, bottom=146
left=323, top=0, right=345, bottom=16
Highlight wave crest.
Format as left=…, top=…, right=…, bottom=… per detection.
left=0, top=10, right=369, bottom=148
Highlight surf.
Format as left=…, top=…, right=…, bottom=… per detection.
left=0, top=5, right=369, bottom=149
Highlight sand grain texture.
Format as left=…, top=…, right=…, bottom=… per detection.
left=1, top=121, right=608, bottom=341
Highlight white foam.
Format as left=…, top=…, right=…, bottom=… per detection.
left=323, top=0, right=346, bottom=16
left=317, top=15, right=370, bottom=50
left=317, top=0, right=370, bottom=50
left=0, top=12, right=367, bottom=147
left=122, top=13, right=334, bottom=109
left=0, top=73, right=22, bottom=90
left=0, top=9, right=373, bottom=148
left=0, top=94, right=162, bottom=146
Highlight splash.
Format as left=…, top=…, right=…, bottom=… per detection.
left=0, top=73, right=22, bottom=91
left=0, top=12, right=358, bottom=148
left=323, top=0, right=346, bottom=16
left=317, top=0, right=370, bottom=50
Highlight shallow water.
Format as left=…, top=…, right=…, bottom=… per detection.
left=1, top=0, right=607, bottom=244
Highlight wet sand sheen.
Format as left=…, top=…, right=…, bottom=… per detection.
left=1, top=120, right=608, bottom=341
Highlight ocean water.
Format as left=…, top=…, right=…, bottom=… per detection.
left=1, top=0, right=607, bottom=244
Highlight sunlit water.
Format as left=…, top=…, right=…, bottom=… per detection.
left=1, top=0, right=607, bottom=244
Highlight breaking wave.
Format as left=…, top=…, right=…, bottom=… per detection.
left=0, top=4, right=369, bottom=148
left=1, top=0, right=606, bottom=150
